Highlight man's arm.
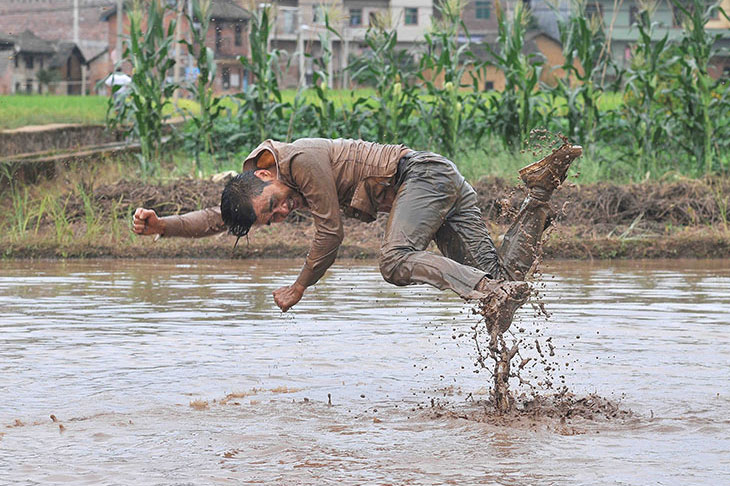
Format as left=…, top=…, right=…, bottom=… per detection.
left=132, top=206, right=226, bottom=238
left=273, top=148, right=344, bottom=311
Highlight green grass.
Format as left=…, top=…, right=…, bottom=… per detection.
left=1, top=89, right=625, bottom=130
left=0, top=95, right=109, bottom=129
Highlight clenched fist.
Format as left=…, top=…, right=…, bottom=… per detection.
left=132, top=207, right=165, bottom=236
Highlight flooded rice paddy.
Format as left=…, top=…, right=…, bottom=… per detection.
left=1, top=258, right=729, bottom=485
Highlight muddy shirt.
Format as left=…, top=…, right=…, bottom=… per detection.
left=162, top=138, right=410, bottom=288
left=243, top=138, right=410, bottom=287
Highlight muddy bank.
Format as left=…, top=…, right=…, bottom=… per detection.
left=2, top=176, right=729, bottom=259
left=0, top=124, right=122, bottom=158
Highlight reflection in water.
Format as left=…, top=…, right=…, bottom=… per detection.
left=0, top=259, right=729, bottom=484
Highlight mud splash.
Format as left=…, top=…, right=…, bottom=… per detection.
left=468, top=134, right=631, bottom=421
left=426, top=391, right=635, bottom=433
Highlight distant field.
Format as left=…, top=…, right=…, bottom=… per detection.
left=0, top=95, right=109, bottom=129
left=0, top=90, right=625, bottom=130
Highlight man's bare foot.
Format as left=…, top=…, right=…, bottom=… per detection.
left=475, top=279, right=531, bottom=334
left=519, top=143, right=583, bottom=198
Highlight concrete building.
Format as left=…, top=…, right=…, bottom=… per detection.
left=546, top=0, right=730, bottom=80
left=267, top=0, right=435, bottom=88
left=266, top=1, right=569, bottom=89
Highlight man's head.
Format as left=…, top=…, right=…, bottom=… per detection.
left=220, top=169, right=304, bottom=238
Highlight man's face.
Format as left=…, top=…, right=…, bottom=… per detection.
left=251, top=176, right=305, bottom=226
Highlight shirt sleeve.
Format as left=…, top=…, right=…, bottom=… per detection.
left=290, top=150, right=344, bottom=288
left=160, top=206, right=227, bottom=238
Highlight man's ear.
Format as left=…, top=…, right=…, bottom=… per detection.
left=253, top=169, right=275, bottom=181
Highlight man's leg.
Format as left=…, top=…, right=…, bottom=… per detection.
left=379, top=158, right=489, bottom=300
left=496, top=196, right=552, bottom=281
left=500, top=143, right=584, bottom=279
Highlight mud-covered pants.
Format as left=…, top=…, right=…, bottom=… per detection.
left=379, top=151, right=550, bottom=300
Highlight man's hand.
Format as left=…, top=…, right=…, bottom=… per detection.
left=273, top=282, right=306, bottom=312
left=132, top=207, right=165, bottom=236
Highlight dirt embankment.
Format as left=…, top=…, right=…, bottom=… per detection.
left=3, top=176, right=730, bottom=260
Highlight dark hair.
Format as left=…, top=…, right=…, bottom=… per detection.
left=220, top=171, right=272, bottom=238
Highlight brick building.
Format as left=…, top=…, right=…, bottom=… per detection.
left=100, top=0, right=251, bottom=94
left=0, top=29, right=86, bottom=94
left=0, top=0, right=112, bottom=63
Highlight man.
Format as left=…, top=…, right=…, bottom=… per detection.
left=133, top=138, right=581, bottom=331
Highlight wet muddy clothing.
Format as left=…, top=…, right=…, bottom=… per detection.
left=161, top=138, right=547, bottom=298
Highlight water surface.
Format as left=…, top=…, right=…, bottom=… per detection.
left=1, top=259, right=728, bottom=485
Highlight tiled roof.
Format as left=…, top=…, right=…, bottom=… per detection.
left=13, top=29, right=56, bottom=54
left=49, top=42, right=86, bottom=68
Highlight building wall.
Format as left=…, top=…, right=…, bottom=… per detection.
left=10, top=51, right=55, bottom=94
left=457, top=0, right=499, bottom=35
left=0, top=0, right=112, bottom=41
left=87, top=51, right=111, bottom=94
left=0, top=48, right=13, bottom=94
left=104, top=7, right=250, bottom=94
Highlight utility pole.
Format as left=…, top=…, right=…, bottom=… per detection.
left=187, top=0, right=194, bottom=82
left=326, top=34, right=332, bottom=89
left=116, top=0, right=123, bottom=65
left=297, top=9, right=305, bottom=88
left=73, top=0, right=79, bottom=45
left=342, top=28, right=349, bottom=89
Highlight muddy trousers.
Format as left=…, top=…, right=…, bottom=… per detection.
left=379, top=152, right=551, bottom=299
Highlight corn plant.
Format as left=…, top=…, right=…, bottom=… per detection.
left=549, top=0, right=612, bottom=152
left=180, top=0, right=225, bottom=176
left=669, top=0, right=730, bottom=175
left=310, top=11, right=343, bottom=139
left=417, top=0, right=487, bottom=156
left=349, top=15, right=420, bottom=145
left=485, top=0, right=547, bottom=150
left=611, top=4, right=674, bottom=177
left=232, top=5, right=289, bottom=146
left=109, top=0, right=179, bottom=176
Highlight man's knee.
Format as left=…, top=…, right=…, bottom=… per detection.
left=378, top=246, right=412, bottom=286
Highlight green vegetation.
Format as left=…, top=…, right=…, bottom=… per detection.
left=0, top=95, right=108, bottom=129
left=2, top=0, right=728, bottom=185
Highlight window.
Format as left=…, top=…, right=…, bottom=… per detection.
left=350, top=8, right=362, bottom=26
left=629, top=6, right=639, bottom=25
left=313, top=4, right=325, bottom=24
left=222, top=67, right=230, bottom=89
left=476, top=0, right=491, bottom=20
left=234, top=24, right=242, bottom=46
left=585, top=3, right=603, bottom=22
left=405, top=7, right=418, bottom=25
left=672, top=5, right=685, bottom=27
left=282, top=10, right=296, bottom=33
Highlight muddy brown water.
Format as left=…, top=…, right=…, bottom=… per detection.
left=1, top=259, right=728, bottom=485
